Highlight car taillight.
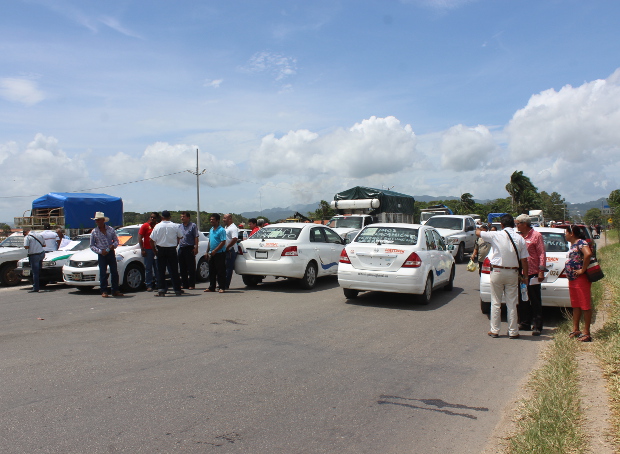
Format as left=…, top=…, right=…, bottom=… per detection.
left=481, top=258, right=491, bottom=274
left=281, top=246, right=298, bottom=256
left=339, top=249, right=351, bottom=263
left=401, top=252, right=422, bottom=268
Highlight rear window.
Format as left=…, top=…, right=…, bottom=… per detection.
left=355, top=227, right=419, bottom=245
left=425, top=217, right=464, bottom=230
left=541, top=232, right=569, bottom=253
left=0, top=236, right=24, bottom=248
left=251, top=227, right=302, bottom=240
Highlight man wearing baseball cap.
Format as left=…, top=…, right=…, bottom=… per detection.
left=90, top=212, right=123, bottom=298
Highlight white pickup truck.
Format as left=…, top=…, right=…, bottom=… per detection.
left=423, top=215, right=477, bottom=263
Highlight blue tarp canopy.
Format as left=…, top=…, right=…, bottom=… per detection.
left=488, top=212, right=508, bottom=224
left=32, top=193, right=123, bottom=228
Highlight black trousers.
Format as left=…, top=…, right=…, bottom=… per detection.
left=518, top=274, right=543, bottom=330
left=157, top=246, right=181, bottom=293
left=178, top=246, right=196, bottom=288
left=208, top=252, right=226, bottom=291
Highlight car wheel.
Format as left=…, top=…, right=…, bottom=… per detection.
left=121, top=263, right=145, bottom=292
left=0, top=262, right=22, bottom=286
left=195, top=257, right=210, bottom=282
left=417, top=274, right=432, bottom=305
left=480, top=299, right=491, bottom=314
left=299, top=262, right=318, bottom=290
left=455, top=243, right=465, bottom=264
left=77, top=286, right=95, bottom=292
left=242, top=275, right=260, bottom=287
left=444, top=265, right=455, bottom=291
left=343, top=288, right=359, bottom=299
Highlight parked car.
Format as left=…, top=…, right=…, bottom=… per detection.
left=235, top=223, right=345, bottom=289
left=15, top=235, right=91, bottom=287
left=423, top=215, right=477, bottom=263
left=479, top=227, right=570, bottom=314
left=0, top=232, right=27, bottom=286
left=338, top=223, right=455, bottom=304
left=62, top=225, right=210, bottom=292
left=553, top=223, right=597, bottom=256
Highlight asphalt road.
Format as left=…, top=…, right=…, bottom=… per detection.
left=0, top=264, right=565, bottom=453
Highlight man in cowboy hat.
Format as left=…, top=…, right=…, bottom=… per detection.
left=89, top=212, right=124, bottom=298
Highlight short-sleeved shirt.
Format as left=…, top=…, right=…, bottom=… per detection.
left=179, top=222, right=198, bottom=247
left=41, top=230, right=59, bottom=252
left=90, top=225, right=119, bottom=254
left=138, top=222, right=155, bottom=250
left=521, top=228, right=546, bottom=273
left=565, top=239, right=588, bottom=281
left=150, top=221, right=183, bottom=248
left=480, top=227, right=529, bottom=268
left=225, top=223, right=239, bottom=248
left=24, top=232, right=45, bottom=255
left=209, top=226, right=227, bottom=253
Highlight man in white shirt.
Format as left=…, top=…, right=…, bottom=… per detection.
left=150, top=210, right=183, bottom=297
left=476, top=214, right=529, bottom=339
left=41, top=224, right=60, bottom=252
left=23, top=228, right=46, bottom=293
left=223, top=214, right=238, bottom=290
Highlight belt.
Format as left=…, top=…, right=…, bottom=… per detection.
left=492, top=265, right=519, bottom=270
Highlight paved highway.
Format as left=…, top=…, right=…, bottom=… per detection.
left=0, top=264, right=564, bottom=453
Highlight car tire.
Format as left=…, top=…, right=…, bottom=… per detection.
left=343, top=288, right=359, bottom=299
left=195, top=257, right=210, bottom=282
left=455, top=243, right=465, bottom=264
left=480, top=299, right=491, bottom=314
left=299, top=262, right=318, bottom=290
left=0, top=262, right=22, bottom=286
left=242, top=275, right=261, bottom=287
left=121, top=263, right=145, bottom=292
left=417, top=274, right=432, bottom=305
left=444, top=265, right=455, bottom=291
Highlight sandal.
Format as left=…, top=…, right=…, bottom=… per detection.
left=577, top=334, right=592, bottom=342
left=568, top=331, right=581, bottom=339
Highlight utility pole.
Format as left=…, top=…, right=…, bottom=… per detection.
left=187, top=148, right=206, bottom=231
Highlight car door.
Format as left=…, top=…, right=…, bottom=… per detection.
left=309, top=227, right=333, bottom=276
left=465, top=218, right=477, bottom=250
left=424, top=228, right=441, bottom=284
left=432, top=229, right=451, bottom=285
left=321, top=227, right=344, bottom=275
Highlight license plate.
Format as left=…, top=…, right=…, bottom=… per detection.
left=23, top=269, right=30, bottom=276
left=255, top=251, right=268, bottom=259
left=72, top=273, right=83, bottom=281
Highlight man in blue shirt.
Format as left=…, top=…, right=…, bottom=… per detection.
left=204, top=213, right=227, bottom=293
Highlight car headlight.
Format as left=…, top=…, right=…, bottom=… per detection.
left=448, top=237, right=461, bottom=244
left=43, top=261, right=57, bottom=267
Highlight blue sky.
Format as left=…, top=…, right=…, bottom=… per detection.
left=1, top=0, right=620, bottom=222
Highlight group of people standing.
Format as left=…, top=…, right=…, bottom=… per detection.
left=474, top=213, right=594, bottom=342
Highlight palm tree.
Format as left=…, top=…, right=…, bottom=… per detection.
left=460, top=193, right=475, bottom=213
left=505, top=170, right=538, bottom=213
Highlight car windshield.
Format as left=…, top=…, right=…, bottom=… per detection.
left=327, top=217, right=363, bottom=229
left=251, top=227, right=302, bottom=240
left=355, top=227, right=419, bottom=245
left=541, top=232, right=569, bottom=253
left=0, top=236, right=24, bottom=248
left=116, top=227, right=139, bottom=246
left=425, top=217, right=463, bottom=230
left=63, top=237, right=91, bottom=251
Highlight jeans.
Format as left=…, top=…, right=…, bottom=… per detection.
left=178, top=246, right=196, bottom=288
left=225, top=249, right=237, bottom=290
left=209, top=252, right=226, bottom=291
left=144, top=248, right=158, bottom=289
left=489, top=268, right=519, bottom=336
left=518, top=274, right=543, bottom=330
left=156, top=246, right=181, bottom=293
left=98, top=251, right=120, bottom=294
left=28, top=252, right=45, bottom=291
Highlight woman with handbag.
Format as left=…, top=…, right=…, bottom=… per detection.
left=564, top=225, right=593, bottom=342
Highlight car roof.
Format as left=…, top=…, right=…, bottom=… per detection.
left=426, top=215, right=472, bottom=219
left=361, top=223, right=423, bottom=229
left=533, top=227, right=567, bottom=234
left=264, top=222, right=322, bottom=228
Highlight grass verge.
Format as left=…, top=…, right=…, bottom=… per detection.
left=591, top=241, right=620, bottom=451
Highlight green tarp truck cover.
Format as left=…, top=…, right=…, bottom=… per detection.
left=333, top=186, right=415, bottom=215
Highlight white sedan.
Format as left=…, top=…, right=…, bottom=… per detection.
left=479, top=227, right=570, bottom=313
left=63, top=225, right=210, bottom=292
left=338, top=223, right=456, bottom=304
left=234, top=223, right=345, bottom=289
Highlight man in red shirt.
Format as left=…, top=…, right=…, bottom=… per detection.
left=139, top=212, right=160, bottom=291
left=248, top=218, right=260, bottom=238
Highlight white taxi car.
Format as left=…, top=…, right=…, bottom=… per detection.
left=0, top=232, right=28, bottom=286
left=63, top=225, right=210, bottom=292
left=338, top=223, right=456, bottom=304
left=479, top=227, right=570, bottom=313
left=235, top=223, right=345, bottom=289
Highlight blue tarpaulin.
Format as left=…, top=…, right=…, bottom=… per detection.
left=32, top=193, right=123, bottom=228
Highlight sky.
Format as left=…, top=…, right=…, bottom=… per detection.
left=1, top=0, right=620, bottom=223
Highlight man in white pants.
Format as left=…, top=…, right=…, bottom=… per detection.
left=476, top=214, right=529, bottom=339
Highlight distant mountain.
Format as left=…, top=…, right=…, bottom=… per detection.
left=567, top=198, right=609, bottom=216
left=240, top=202, right=320, bottom=222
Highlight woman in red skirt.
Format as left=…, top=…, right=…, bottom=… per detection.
left=564, top=225, right=593, bottom=342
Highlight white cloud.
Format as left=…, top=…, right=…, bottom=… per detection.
left=250, top=116, right=417, bottom=179
left=439, top=124, right=497, bottom=171
left=99, top=16, right=143, bottom=39
left=0, top=78, right=45, bottom=106
left=204, top=79, right=223, bottom=88
left=243, top=51, right=298, bottom=81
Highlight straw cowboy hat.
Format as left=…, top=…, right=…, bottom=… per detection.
left=92, top=212, right=110, bottom=222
